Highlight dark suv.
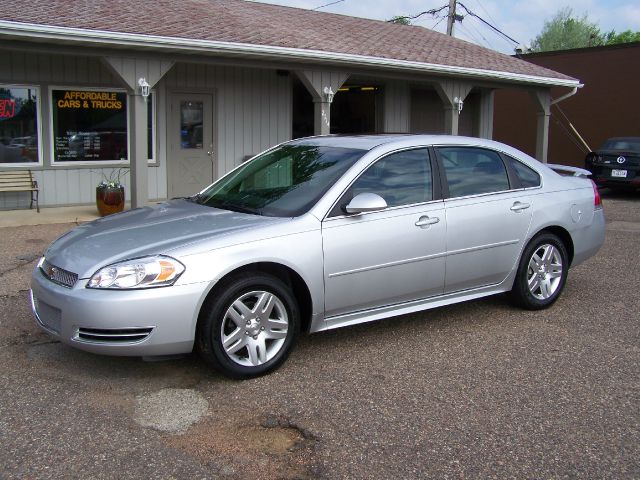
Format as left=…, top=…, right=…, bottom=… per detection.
left=586, top=137, right=640, bottom=189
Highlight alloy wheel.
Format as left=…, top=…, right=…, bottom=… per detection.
left=526, top=244, right=563, bottom=300
left=220, top=290, right=289, bottom=367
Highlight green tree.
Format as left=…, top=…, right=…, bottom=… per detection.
left=531, top=7, right=603, bottom=52
left=603, top=29, right=640, bottom=45
left=388, top=15, right=411, bottom=25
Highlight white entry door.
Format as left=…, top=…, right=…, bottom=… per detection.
left=168, top=93, right=214, bottom=198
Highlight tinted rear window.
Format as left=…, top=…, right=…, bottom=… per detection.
left=601, top=138, right=640, bottom=151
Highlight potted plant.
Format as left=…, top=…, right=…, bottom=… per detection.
left=96, top=167, right=128, bottom=216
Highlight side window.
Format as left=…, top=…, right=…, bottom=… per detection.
left=330, top=148, right=432, bottom=216
left=439, top=147, right=510, bottom=198
left=352, top=148, right=432, bottom=208
left=506, top=156, right=541, bottom=188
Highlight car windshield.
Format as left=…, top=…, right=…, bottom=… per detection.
left=600, top=138, right=640, bottom=152
left=195, top=144, right=366, bottom=217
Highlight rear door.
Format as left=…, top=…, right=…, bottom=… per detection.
left=436, top=146, right=534, bottom=293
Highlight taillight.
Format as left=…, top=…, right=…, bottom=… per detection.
left=591, top=180, right=602, bottom=209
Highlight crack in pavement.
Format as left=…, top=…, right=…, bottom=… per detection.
left=0, top=257, right=40, bottom=279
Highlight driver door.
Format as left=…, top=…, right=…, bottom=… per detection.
left=321, top=148, right=446, bottom=318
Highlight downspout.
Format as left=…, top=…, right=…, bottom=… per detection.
left=550, top=87, right=592, bottom=152
left=550, top=86, right=578, bottom=105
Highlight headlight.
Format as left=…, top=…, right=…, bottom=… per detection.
left=87, top=256, right=185, bottom=289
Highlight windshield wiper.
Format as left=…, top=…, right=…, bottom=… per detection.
left=185, top=193, right=203, bottom=203
left=207, top=200, right=262, bottom=215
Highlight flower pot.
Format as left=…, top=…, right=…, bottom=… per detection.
left=96, top=185, right=125, bottom=216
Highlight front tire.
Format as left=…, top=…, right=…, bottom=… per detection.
left=197, top=273, right=300, bottom=379
left=509, top=233, right=569, bottom=310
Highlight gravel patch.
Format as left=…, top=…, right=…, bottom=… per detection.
left=134, top=388, right=209, bottom=433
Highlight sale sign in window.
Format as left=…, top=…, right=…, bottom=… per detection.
left=51, top=89, right=128, bottom=163
left=0, top=86, right=39, bottom=164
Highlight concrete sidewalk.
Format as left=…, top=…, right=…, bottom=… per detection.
left=0, top=205, right=107, bottom=227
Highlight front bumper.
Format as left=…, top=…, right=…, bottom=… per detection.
left=30, top=266, right=209, bottom=356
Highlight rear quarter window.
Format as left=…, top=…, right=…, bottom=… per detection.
left=506, top=156, right=541, bottom=188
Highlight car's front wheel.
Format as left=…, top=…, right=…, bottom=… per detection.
left=197, top=273, right=300, bottom=379
left=510, top=233, right=569, bottom=310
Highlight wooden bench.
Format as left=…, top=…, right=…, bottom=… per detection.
left=0, top=170, right=39, bottom=212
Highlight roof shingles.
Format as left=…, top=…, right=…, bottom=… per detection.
left=0, top=0, right=574, bottom=81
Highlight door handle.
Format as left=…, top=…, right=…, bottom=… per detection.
left=415, top=216, right=440, bottom=228
left=510, top=201, right=530, bottom=212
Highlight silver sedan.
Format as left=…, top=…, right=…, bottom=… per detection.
left=31, top=135, right=605, bottom=378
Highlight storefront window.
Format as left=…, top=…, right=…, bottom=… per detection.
left=0, top=86, right=40, bottom=164
left=51, top=88, right=128, bottom=163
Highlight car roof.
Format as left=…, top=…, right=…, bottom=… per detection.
left=288, top=134, right=510, bottom=151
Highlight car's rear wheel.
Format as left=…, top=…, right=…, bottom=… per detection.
left=197, top=273, right=300, bottom=379
left=510, top=233, right=568, bottom=310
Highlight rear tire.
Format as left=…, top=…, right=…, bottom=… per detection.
left=509, top=233, right=568, bottom=310
left=197, top=273, right=300, bottom=379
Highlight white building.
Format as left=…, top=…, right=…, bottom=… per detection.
left=0, top=0, right=579, bottom=210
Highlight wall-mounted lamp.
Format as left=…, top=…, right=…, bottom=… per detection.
left=453, top=96, right=464, bottom=114
left=138, top=77, right=150, bottom=101
left=323, top=86, right=335, bottom=103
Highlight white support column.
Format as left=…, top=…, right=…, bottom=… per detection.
left=529, top=89, right=551, bottom=163
left=295, top=70, right=349, bottom=136
left=478, top=89, right=495, bottom=139
left=128, top=94, right=148, bottom=209
left=101, top=57, right=174, bottom=208
left=313, top=101, right=331, bottom=135
left=434, top=80, right=473, bottom=135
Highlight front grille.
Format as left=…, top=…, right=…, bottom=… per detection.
left=76, top=327, right=154, bottom=344
left=33, top=295, right=62, bottom=334
left=40, top=259, right=78, bottom=288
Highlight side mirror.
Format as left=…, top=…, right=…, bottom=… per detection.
left=344, top=192, right=388, bottom=214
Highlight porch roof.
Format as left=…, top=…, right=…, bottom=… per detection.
left=0, top=0, right=579, bottom=88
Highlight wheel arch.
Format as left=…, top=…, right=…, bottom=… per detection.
left=529, top=225, right=575, bottom=266
left=197, top=261, right=314, bottom=334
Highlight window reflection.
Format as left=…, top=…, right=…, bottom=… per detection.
left=0, top=86, right=39, bottom=164
left=180, top=101, right=203, bottom=149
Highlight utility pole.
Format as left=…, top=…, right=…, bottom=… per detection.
left=446, top=0, right=456, bottom=36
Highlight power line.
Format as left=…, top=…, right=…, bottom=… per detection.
left=464, top=15, right=494, bottom=46
left=457, top=2, right=520, bottom=45
left=312, top=0, right=345, bottom=10
left=432, top=14, right=447, bottom=30
left=472, top=0, right=499, bottom=32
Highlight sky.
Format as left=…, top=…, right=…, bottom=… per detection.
left=251, top=0, right=640, bottom=54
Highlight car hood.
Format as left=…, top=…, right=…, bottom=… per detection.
left=44, top=199, right=286, bottom=278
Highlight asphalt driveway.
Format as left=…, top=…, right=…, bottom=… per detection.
left=0, top=191, right=638, bottom=479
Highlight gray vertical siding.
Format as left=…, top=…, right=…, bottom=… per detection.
left=383, top=80, right=410, bottom=133
left=410, top=88, right=444, bottom=133
left=0, top=51, right=292, bottom=209
left=162, top=63, right=292, bottom=178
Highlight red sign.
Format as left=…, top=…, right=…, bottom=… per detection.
left=0, top=98, right=16, bottom=119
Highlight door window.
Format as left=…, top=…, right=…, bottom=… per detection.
left=331, top=148, right=432, bottom=216
left=439, top=147, right=510, bottom=198
left=180, top=101, right=203, bottom=149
